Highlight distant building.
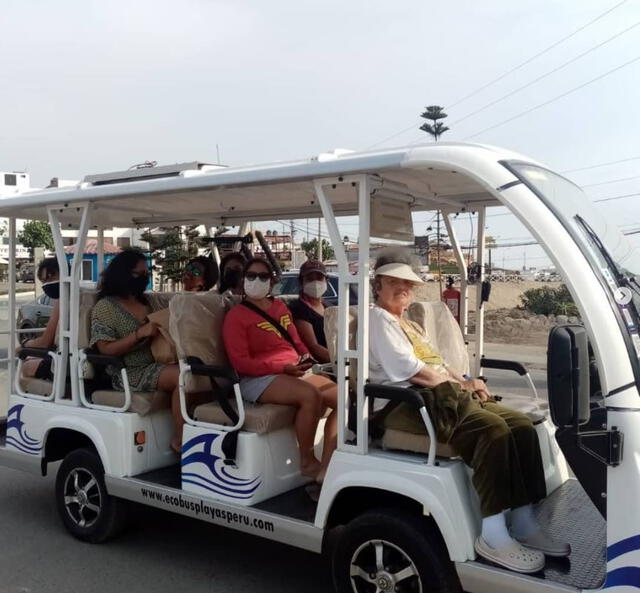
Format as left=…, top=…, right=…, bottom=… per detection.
left=0, top=171, right=30, bottom=196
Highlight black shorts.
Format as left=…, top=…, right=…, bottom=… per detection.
left=34, top=357, right=53, bottom=381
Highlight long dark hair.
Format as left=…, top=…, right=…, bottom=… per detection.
left=186, top=256, right=219, bottom=291
left=218, top=252, right=247, bottom=293
left=97, top=249, right=149, bottom=303
left=37, top=257, right=59, bottom=282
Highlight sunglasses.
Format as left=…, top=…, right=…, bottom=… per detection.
left=185, top=264, right=203, bottom=277
left=245, top=272, right=271, bottom=281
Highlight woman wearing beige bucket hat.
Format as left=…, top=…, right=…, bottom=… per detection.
left=369, top=250, right=569, bottom=574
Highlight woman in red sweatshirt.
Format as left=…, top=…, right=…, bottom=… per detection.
left=222, top=257, right=337, bottom=481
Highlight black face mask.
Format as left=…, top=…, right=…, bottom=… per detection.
left=221, top=268, right=242, bottom=292
left=42, top=281, right=60, bottom=300
left=131, top=274, right=149, bottom=295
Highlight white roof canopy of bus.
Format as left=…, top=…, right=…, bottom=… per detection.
left=0, top=143, right=530, bottom=228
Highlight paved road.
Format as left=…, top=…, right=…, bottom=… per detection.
left=0, top=465, right=332, bottom=593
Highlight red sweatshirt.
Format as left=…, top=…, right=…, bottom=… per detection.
left=222, top=299, right=309, bottom=376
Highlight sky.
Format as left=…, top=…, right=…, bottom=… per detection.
left=1, top=0, right=639, bottom=269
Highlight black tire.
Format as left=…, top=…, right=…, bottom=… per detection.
left=332, top=509, right=461, bottom=593
left=55, top=448, right=127, bottom=543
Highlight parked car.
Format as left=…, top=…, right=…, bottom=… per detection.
left=17, top=264, right=35, bottom=283
left=272, top=271, right=358, bottom=305
left=17, top=293, right=54, bottom=343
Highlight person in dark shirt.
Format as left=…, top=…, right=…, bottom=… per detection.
left=218, top=252, right=247, bottom=296
left=289, top=260, right=330, bottom=363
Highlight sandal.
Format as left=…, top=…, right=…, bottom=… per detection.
left=475, top=536, right=545, bottom=574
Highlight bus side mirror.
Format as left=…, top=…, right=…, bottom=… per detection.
left=547, top=325, right=590, bottom=428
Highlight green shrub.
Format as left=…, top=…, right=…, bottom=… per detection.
left=520, top=284, right=579, bottom=317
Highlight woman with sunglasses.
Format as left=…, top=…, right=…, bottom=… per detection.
left=91, top=250, right=208, bottom=453
left=222, top=257, right=337, bottom=481
left=182, top=256, right=218, bottom=292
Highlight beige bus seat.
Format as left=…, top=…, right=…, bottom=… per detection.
left=406, top=301, right=470, bottom=375
left=18, top=376, right=54, bottom=397
left=324, top=301, right=543, bottom=457
left=81, top=290, right=175, bottom=415
left=177, top=292, right=299, bottom=434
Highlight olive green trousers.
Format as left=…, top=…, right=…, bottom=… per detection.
left=383, top=382, right=547, bottom=517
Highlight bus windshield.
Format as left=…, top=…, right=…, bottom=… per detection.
left=508, top=162, right=640, bottom=357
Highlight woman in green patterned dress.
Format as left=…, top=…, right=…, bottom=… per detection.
left=90, top=250, right=187, bottom=452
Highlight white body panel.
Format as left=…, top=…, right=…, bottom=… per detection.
left=180, top=424, right=309, bottom=505
left=316, top=450, right=480, bottom=562
left=5, top=395, right=175, bottom=476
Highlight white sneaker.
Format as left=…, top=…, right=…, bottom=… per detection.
left=475, top=536, right=545, bottom=574
left=515, top=530, right=571, bottom=557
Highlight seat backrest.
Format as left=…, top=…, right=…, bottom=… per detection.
left=168, top=291, right=229, bottom=392
left=407, top=301, right=470, bottom=375
left=324, top=301, right=470, bottom=376
left=79, top=288, right=99, bottom=349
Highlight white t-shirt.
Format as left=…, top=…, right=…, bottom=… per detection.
left=369, top=306, right=426, bottom=388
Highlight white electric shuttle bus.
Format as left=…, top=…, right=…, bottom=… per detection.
left=0, top=143, right=639, bottom=593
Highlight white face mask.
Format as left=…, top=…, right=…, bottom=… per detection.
left=303, top=280, right=327, bottom=299
left=244, top=277, right=271, bottom=299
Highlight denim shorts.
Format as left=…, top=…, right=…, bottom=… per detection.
left=239, top=375, right=279, bottom=403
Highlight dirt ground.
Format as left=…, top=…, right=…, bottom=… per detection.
left=415, top=281, right=563, bottom=347
left=415, top=281, right=562, bottom=312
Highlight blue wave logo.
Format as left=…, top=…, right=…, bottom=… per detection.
left=6, top=404, right=42, bottom=455
left=181, top=433, right=261, bottom=499
left=604, top=534, right=640, bottom=589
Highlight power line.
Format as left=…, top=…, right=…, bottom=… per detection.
left=462, top=55, right=640, bottom=140
left=448, top=0, right=630, bottom=109
left=593, top=192, right=640, bottom=203
left=451, top=20, right=640, bottom=127
left=362, top=0, right=630, bottom=150
left=582, top=175, right=640, bottom=188
left=561, top=155, right=640, bottom=173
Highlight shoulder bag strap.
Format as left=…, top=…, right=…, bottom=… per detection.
left=240, top=300, right=301, bottom=354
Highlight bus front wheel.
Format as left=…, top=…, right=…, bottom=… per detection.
left=332, top=509, right=460, bottom=593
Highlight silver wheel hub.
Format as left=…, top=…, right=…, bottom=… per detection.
left=376, top=572, right=394, bottom=591
left=63, top=468, right=102, bottom=529
left=349, top=539, right=421, bottom=593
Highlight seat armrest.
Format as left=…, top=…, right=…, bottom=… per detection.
left=18, top=347, right=53, bottom=360
left=84, top=350, right=124, bottom=370
left=185, top=357, right=239, bottom=383
left=481, top=357, right=528, bottom=376
left=364, top=383, right=425, bottom=410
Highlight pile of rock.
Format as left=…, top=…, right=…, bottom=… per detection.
left=482, top=308, right=580, bottom=345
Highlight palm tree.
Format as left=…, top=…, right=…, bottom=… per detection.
left=419, top=105, right=450, bottom=141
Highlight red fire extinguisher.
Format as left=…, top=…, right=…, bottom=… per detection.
left=442, top=276, right=461, bottom=323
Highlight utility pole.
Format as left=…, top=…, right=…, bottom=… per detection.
left=437, top=211, right=443, bottom=297
left=317, top=218, right=322, bottom=261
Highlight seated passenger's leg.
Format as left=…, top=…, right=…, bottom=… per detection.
left=450, top=405, right=547, bottom=571
left=259, top=376, right=322, bottom=478
left=21, top=358, right=41, bottom=378
left=484, top=402, right=570, bottom=557
left=483, top=402, right=547, bottom=507
left=303, top=374, right=337, bottom=482
left=157, top=365, right=182, bottom=452
left=450, top=405, right=529, bottom=520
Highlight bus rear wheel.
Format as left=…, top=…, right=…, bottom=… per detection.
left=332, top=509, right=460, bottom=593
left=55, top=448, right=127, bottom=543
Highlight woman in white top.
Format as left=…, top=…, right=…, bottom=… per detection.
left=369, top=250, right=569, bottom=574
